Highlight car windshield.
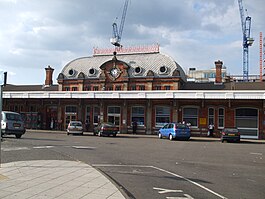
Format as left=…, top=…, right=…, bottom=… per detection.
left=224, top=128, right=238, bottom=133
left=5, top=113, right=23, bottom=121
left=71, top=122, right=82, bottom=126
left=177, top=124, right=188, bottom=129
left=103, top=122, right=115, bottom=127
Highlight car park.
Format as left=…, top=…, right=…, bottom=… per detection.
left=1, top=111, right=26, bottom=138
left=221, top=127, right=240, bottom=143
left=67, top=121, right=83, bottom=135
left=93, top=122, right=119, bottom=137
left=158, top=122, right=191, bottom=141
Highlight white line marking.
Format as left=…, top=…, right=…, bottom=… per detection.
left=2, top=147, right=30, bottom=151
left=151, top=166, right=227, bottom=199
left=153, top=187, right=183, bottom=194
left=93, top=164, right=227, bottom=199
left=72, top=146, right=96, bottom=149
left=33, top=146, right=54, bottom=149
left=250, top=152, right=262, bottom=156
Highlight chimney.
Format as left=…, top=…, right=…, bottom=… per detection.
left=45, top=65, right=54, bottom=86
left=215, top=60, right=223, bottom=84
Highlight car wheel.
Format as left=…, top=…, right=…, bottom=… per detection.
left=158, top=133, right=162, bottom=139
left=169, top=134, right=173, bottom=141
left=113, top=133, right=117, bottom=137
left=15, top=134, right=22, bottom=139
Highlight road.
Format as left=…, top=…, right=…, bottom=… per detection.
left=1, top=131, right=265, bottom=199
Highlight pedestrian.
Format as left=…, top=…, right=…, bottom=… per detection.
left=208, top=123, right=214, bottom=137
left=132, top=120, right=137, bottom=134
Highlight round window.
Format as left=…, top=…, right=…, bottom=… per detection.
left=89, top=68, right=96, bottom=75
left=68, top=69, right=75, bottom=76
left=160, top=66, right=167, bottom=73
left=134, top=66, right=142, bottom=74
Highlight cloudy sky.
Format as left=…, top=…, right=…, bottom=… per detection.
left=0, top=0, right=264, bottom=85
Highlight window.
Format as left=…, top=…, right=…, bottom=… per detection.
left=72, top=87, right=78, bottom=91
left=84, top=86, right=91, bottom=91
left=139, top=85, right=145, bottom=90
left=131, top=85, right=136, bottom=90
left=131, top=106, right=145, bottom=126
left=85, top=106, right=91, bottom=125
left=164, top=85, right=171, bottom=90
left=115, top=85, right=121, bottom=91
left=208, top=108, right=214, bottom=125
left=93, top=86, right=99, bottom=91
left=235, top=108, right=258, bottom=137
left=65, top=106, right=77, bottom=114
left=155, top=106, right=170, bottom=127
left=183, top=107, right=198, bottom=127
left=93, top=106, right=100, bottom=125
left=218, top=108, right=224, bottom=128
left=154, top=86, right=161, bottom=90
left=65, top=87, right=70, bottom=91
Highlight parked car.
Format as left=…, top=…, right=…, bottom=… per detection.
left=158, top=123, right=191, bottom=141
left=221, top=127, right=240, bottom=143
left=67, top=121, right=83, bottom=135
left=1, top=111, right=26, bottom=138
left=93, top=122, right=119, bottom=137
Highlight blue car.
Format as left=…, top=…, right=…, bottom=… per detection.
left=158, top=123, right=191, bottom=141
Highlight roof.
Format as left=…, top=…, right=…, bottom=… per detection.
left=182, top=81, right=265, bottom=90
left=59, top=52, right=187, bottom=81
left=3, top=84, right=58, bottom=92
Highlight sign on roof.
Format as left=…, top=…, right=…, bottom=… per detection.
left=93, top=44, right=160, bottom=56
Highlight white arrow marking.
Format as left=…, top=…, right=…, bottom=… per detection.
left=153, top=187, right=183, bottom=194
left=167, top=194, right=194, bottom=199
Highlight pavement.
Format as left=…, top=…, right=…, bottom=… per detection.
left=0, top=160, right=126, bottom=199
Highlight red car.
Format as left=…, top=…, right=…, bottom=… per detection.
left=93, top=122, right=119, bottom=137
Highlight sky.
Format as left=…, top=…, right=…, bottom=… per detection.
left=0, top=0, right=264, bottom=85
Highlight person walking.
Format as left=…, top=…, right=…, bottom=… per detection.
left=132, top=120, right=137, bottom=134
left=208, top=123, right=214, bottom=137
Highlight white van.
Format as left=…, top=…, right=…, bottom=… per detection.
left=1, top=111, right=26, bottom=138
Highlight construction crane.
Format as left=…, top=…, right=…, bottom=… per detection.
left=110, top=0, right=129, bottom=47
left=238, top=0, right=254, bottom=81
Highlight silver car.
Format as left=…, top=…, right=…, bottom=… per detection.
left=1, top=111, right=26, bottom=138
left=67, top=121, right=83, bottom=135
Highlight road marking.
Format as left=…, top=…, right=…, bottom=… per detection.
left=93, top=164, right=227, bottom=199
left=153, top=187, right=183, bottom=194
left=250, top=152, right=262, bottom=156
left=151, top=166, right=227, bottom=199
left=2, top=147, right=30, bottom=151
left=167, top=194, right=194, bottom=199
left=33, top=146, right=54, bottom=149
left=72, top=146, right=96, bottom=149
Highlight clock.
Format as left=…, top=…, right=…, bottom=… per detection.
left=109, top=67, right=121, bottom=79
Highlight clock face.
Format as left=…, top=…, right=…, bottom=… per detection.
left=110, top=68, right=118, bottom=76
left=110, top=67, right=120, bottom=79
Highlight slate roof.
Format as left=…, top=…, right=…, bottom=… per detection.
left=3, top=84, right=58, bottom=92
left=59, top=52, right=187, bottom=81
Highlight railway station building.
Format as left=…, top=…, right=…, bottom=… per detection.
left=3, top=45, right=265, bottom=139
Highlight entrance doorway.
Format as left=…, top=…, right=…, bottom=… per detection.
left=107, top=106, right=120, bottom=127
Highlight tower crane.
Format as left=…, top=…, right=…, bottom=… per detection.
left=110, top=0, right=129, bottom=47
left=238, top=0, right=254, bottom=81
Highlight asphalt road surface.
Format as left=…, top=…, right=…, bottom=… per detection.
left=1, top=131, right=265, bottom=199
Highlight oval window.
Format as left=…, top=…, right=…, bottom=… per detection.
left=160, top=66, right=167, bottom=73
left=89, top=68, right=96, bottom=75
left=68, top=69, right=75, bottom=76
left=134, top=66, right=142, bottom=74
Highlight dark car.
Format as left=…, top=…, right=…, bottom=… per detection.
left=93, top=122, right=119, bottom=137
left=221, top=127, right=240, bottom=143
left=158, top=123, right=191, bottom=141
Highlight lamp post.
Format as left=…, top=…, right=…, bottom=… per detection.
left=0, top=72, right=7, bottom=166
